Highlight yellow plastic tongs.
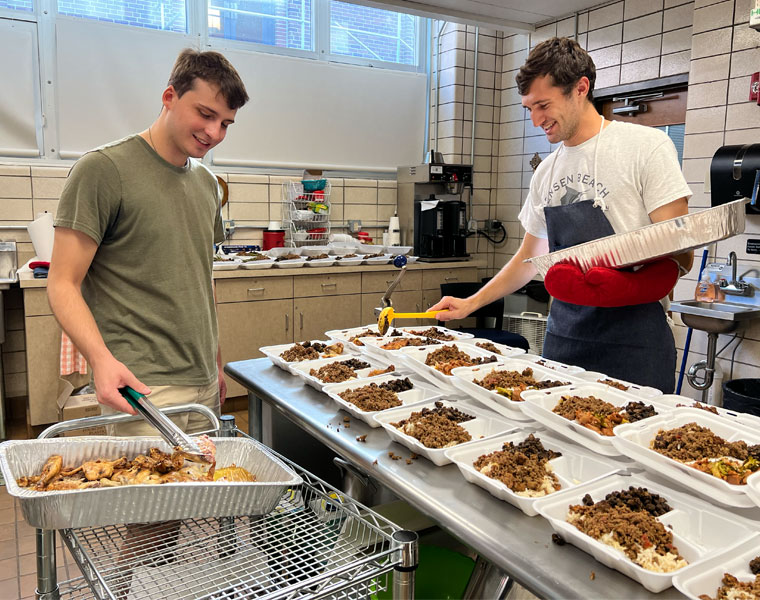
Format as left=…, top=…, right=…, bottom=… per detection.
left=377, top=306, right=448, bottom=335
left=118, top=386, right=206, bottom=461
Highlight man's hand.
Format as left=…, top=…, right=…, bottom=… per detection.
left=429, top=296, right=477, bottom=321
left=92, top=357, right=151, bottom=414
left=543, top=258, right=680, bottom=307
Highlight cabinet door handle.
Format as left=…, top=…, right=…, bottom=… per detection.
left=321, top=282, right=337, bottom=289
left=300, top=312, right=304, bottom=329
left=444, top=276, right=459, bottom=282
left=247, top=287, right=265, bottom=295
left=285, top=314, right=289, bottom=332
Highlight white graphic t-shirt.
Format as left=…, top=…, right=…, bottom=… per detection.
left=519, top=120, right=692, bottom=239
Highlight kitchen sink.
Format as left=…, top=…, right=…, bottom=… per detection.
left=670, top=300, right=760, bottom=333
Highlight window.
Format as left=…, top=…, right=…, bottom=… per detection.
left=0, top=0, right=33, bottom=11
left=209, top=0, right=312, bottom=50
left=329, top=0, right=417, bottom=66
left=655, top=124, right=685, bottom=165
left=57, top=0, right=186, bottom=32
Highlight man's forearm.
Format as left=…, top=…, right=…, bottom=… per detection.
left=47, top=279, right=112, bottom=369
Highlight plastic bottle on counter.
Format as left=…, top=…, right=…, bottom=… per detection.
left=694, top=263, right=726, bottom=303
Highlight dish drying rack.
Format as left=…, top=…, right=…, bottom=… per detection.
left=33, top=409, right=417, bottom=600
left=282, top=181, right=332, bottom=247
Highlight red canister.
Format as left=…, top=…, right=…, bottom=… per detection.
left=262, top=230, right=285, bottom=250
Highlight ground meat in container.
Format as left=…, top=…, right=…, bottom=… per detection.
left=473, top=434, right=562, bottom=497
left=379, top=377, right=413, bottom=393
left=348, top=328, right=403, bottom=346
left=381, top=337, right=441, bottom=350
left=309, top=362, right=356, bottom=383
left=698, top=571, right=760, bottom=599
left=475, top=341, right=502, bottom=354
left=391, top=401, right=475, bottom=449
left=274, top=253, right=301, bottom=261
left=424, top=344, right=499, bottom=375
left=306, top=254, right=329, bottom=260
left=582, top=486, right=672, bottom=517
left=553, top=395, right=658, bottom=436
left=675, top=401, right=719, bottom=414
left=279, top=341, right=343, bottom=362
left=338, top=383, right=401, bottom=412
left=407, top=328, right=456, bottom=341
left=651, top=423, right=752, bottom=462
left=473, top=367, right=569, bottom=401
left=598, top=378, right=630, bottom=391
left=567, top=496, right=687, bottom=573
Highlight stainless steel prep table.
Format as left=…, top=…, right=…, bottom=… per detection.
left=224, top=358, right=686, bottom=600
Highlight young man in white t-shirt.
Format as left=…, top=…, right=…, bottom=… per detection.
left=432, top=37, right=692, bottom=392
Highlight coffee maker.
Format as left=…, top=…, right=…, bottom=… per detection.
left=397, top=154, right=472, bottom=262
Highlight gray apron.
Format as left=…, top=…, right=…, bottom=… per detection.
left=542, top=199, right=676, bottom=393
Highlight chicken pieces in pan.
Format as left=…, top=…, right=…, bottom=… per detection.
left=16, top=436, right=237, bottom=491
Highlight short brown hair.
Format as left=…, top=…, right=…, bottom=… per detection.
left=515, top=37, right=596, bottom=102
left=168, top=49, right=249, bottom=110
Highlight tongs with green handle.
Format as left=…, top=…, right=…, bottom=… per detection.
left=118, top=386, right=206, bottom=460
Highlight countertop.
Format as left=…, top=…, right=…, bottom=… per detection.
left=19, top=259, right=483, bottom=289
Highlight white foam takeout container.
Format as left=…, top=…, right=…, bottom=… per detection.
left=334, top=255, right=364, bottom=266
left=212, top=259, right=240, bottom=271
left=444, top=429, right=620, bottom=516
left=533, top=472, right=759, bottom=593
left=372, top=400, right=518, bottom=466
left=259, top=340, right=352, bottom=374
left=520, top=383, right=673, bottom=457
left=323, top=374, right=442, bottom=427
left=396, top=325, right=474, bottom=341
left=509, top=353, right=584, bottom=375
left=290, top=354, right=401, bottom=392
left=238, top=257, right=275, bottom=270
left=273, top=257, right=307, bottom=269
left=304, top=257, right=337, bottom=267
left=457, top=338, right=527, bottom=359
left=449, top=359, right=583, bottom=422
left=612, top=408, right=760, bottom=508
left=324, top=324, right=411, bottom=353
left=657, top=394, right=760, bottom=428
left=575, top=371, right=662, bottom=399
left=673, top=533, right=760, bottom=600
left=399, top=343, right=505, bottom=393
left=359, top=335, right=442, bottom=368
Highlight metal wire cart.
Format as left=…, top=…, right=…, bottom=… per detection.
left=25, top=407, right=417, bottom=599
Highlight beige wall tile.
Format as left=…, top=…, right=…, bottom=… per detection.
left=502, top=34, right=529, bottom=54
left=726, top=102, right=760, bottom=129
left=685, top=105, right=727, bottom=133
left=681, top=157, right=711, bottom=182
left=727, top=75, right=752, bottom=103
left=530, top=23, right=558, bottom=48
left=622, top=35, right=662, bottom=62
left=623, top=14, right=663, bottom=42
left=228, top=183, right=268, bottom=203
left=557, top=17, right=576, bottom=38
left=725, top=127, right=760, bottom=144
left=663, top=2, right=695, bottom=31
left=343, top=204, right=377, bottom=222
left=687, top=80, right=729, bottom=108
left=0, top=199, right=33, bottom=220
left=377, top=203, right=396, bottom=222
left=501, top=103, right=525, bottom=123
left=344, top=187, right=377, bottom=204
left=378, top=188, right=397, bottom=205
left=587, top=24, right=623, bottom=51
left=730, top=47, right=760, bottom=77
left=30, top=166, right=68, bottom=177
left=620, top=57, right=660, bottom=83
left=589, top=44, right=622, bottom=68
left=660, top=50, right=691, bottom=76
left=269, top=175, right=299, bottom=185
left=3, top=351, right=25, bottom=374
left=378, top=180, right=396, bottom=189
left=577, top=11, right=589, bottom=34
left=691, top=28, right=733, bottom=59
left=228, top=203, right=268, bottom=221
left=625, top=0, right=665, bottom=19
left=682, top=131, right=725, bottom=158
left=227, top=174, right=268, bottom=184
left=732, top=24, right=760, bottom=51
left=0, top=176, right=32, bottom=198
left=589, top=1, right=624, bottom=30
left=689, top=54, right=731, bottom=83
left=5, top=372, right=26, bottom=397
left=595, top=65, right=622, bottom=89
left=32, top=177, right=66, bottom=199
left=0, top=166, right=30, bottom=176
left=665, top=0, right=692, bottom=7
left=33, top=199, right=59, bottom=216
left=735, top=0, right=751, bottom=22
left=692, top=0, right=734, bottom=33
left=662, top=27, right=693, bottom=53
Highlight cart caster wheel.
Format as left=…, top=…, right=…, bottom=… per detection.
left=393, top=255, right=407, bottom=268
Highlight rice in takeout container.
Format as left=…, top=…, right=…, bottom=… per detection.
left=0, top=436, right=301, bottom=529
left=527, top=199, right=747, bottom=277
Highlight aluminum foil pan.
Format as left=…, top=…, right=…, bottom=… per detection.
left=527, top=199, right=747, bottom=277
left=0, top=436, right=302, bottom=529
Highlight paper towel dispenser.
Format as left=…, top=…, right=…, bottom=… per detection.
left=710, top=144, right=760, bottom=214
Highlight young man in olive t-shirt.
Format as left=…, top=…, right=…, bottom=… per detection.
left=49, top=49, right=249, bottom=434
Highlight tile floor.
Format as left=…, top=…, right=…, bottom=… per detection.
left=0, top=406, right=249, bottom=599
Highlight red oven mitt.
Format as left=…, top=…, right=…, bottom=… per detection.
left=544, top=258, right=680, bottom=307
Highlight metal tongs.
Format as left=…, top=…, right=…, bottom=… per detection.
left=118, top=386, right=206, bottom=461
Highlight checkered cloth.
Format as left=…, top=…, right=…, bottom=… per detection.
left=60, top=332, right=88, bottom=376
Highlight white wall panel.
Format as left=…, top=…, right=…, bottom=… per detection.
left=0, top=19, right=41, bottom=157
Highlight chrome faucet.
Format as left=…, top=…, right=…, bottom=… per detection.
left=722, top=251, right=754, bottom=296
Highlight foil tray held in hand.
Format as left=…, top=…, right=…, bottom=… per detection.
left=527, top=198, right=747, bottom=277
left=0, top=436, right=302, bottom=529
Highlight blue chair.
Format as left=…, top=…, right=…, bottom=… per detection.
left=440, top=281, right=530, bottom=351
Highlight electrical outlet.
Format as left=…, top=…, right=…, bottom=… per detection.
left=348, top=220, right=362, bottom=233
left=485, top=219, right=502, bottom=232
left=750, top=72, right=760, bottom=102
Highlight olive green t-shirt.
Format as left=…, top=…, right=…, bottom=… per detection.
left=55, top=135, right=224, bottom=385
